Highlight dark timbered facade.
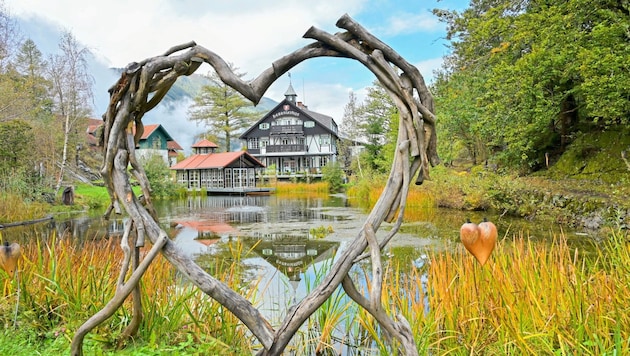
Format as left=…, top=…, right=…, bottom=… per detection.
left=239, top=84, right=339, bottom=178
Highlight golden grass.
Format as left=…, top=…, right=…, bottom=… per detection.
left=368, top=230, right=630, bottom=354
left=0, top=193, right=50, bottom=223
left=0, top=234, right=256, bottom=353
left=274, top=181, right=330, bottom=198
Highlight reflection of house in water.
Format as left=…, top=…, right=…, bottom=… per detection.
left=174, top=219, right=237, bottom=242
left=245, top=233, right=339, bottom=282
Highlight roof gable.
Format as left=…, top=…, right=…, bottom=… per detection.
left=192, top=139, right=219, bottom=148
left=239, top=99, right=338, bottom=138
left=141, top=124, right=174, bottom=142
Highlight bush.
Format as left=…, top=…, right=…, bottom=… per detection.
left=140, top=154, right=178, bottom=198
left=321, top=161, right=344, bottom=193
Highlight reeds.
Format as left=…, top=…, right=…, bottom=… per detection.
left=275, top=181, right=330, bottom=198
left=3, top=223, right=629, bottom=354
left=0, top=232, right=257, bottom=354
left=420, top=230, right=629, bottom=354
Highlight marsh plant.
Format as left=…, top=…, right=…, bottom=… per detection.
left=2, top=227, right=630, bottom=354
left=0, top=233, right=258, bottom=354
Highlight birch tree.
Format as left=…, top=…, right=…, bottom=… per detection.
left=48, top=31, right=93, bottom=194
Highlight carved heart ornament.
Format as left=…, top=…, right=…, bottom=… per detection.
left=0, top=242, right=21, bottom=277
left=460, top=219, right=497, bottom=266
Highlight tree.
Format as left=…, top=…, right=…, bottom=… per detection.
left=321, top=161, right=344, bottom=192
left=339, top=91, right=364, bottom=177
left=0, top=119, right=32, bottom=169
left=0, top=1, right=19, bottom=71
left=140, top=153, right=176, bottom=198
left=47, top=31, right=93, bottom=194
left=357, top=82, right=397, bottom=172
left=433, top=0, right=630, bottom=170
left=15, top=38, right=52, bottom=117
left=188, top=64, right=257, bottom=152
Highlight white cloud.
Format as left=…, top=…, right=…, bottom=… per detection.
left=414, top=57, right=444, bottom=84
left=8, top=0, right=366, bottom=75
left=382, top=11, right=442, bottom=36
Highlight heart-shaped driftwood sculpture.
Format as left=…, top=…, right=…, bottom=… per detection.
left=72, top=13, right=441, bottom=356
left=460, top=218, right=497, bottom=266
left=0, top=241, right=21, bottom=277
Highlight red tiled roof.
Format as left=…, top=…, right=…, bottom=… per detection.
left=140, top=124, right=159, bottom=140
left=192, top=139, right=219, bottom=148
left=167, top=141, right=183, bottom=150
left=170, top=151, right=264, bottom=170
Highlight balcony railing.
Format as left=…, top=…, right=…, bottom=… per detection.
left=271, top=125, right=303, bottom=135
left=265, top=144, right=307, bottom=153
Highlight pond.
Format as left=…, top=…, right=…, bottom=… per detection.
left=0, top=194, right=600, bottom=354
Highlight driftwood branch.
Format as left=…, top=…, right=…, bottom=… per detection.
left=72, top=13, right=439, bottom=356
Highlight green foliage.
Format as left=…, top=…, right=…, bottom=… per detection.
left=0, top=119, right=33, bottom=170
left=139, top=154, right=177, bottom=199
left=433, top=0, right=630, bottom=171
left=321, top=161, right=344, bottom=193
left=339, top=83, right=398, bottom=174
left=188, top=64, right=257, bottom=152
left=309, top=225, right=334, bottom=239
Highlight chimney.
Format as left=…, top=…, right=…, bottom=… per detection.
left=297, top=101, right=307, bottom=109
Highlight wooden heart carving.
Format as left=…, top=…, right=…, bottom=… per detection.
left=0, top=242, right=21, bottom=277
left=460, top=218, right=497, bottom=266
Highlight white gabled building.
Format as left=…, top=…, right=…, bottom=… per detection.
left=239, top=83, right=339, bottom=178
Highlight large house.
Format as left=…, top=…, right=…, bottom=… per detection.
left=239, top=84, right=340, bottom=178
left=170, top=139, right=267, bottom=193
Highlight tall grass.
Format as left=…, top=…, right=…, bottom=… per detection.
left=367, top=229, right=630, bottom=354
left=0, top=233, right=257, bottom=354
left=347, top=179, right=436, bottom=222
left=0, top=193, right=49, bottom=223
left=3, top=224, right=629, bottom=354
left=275, top=181, right=330, bottom=198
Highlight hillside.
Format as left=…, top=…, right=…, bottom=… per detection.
left=423, top=126, right=630, bottom=231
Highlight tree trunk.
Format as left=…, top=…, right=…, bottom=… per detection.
left=54, top=113, right=71, bottom=196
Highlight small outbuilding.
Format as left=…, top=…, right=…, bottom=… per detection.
left=170, top=139, right=267, bottom=194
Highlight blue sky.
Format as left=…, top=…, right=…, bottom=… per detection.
left=7, top=0, right=468, bottom=149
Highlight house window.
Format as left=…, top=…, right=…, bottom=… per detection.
left=281, top=137, right=291, bottom=145
left=319, top=135, right=331, bottom=145
left=152, top=136, right=162, bottom=149
left=249, top=137, right=259, bottom=149
left=304, top=121, right=315, bottom=128
left=261, top=139, right=268, bottom=148
left=259, top=123, right=270, bottom=130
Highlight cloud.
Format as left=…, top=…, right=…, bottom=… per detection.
left=9, top=0, right=366, bottom=74
left=381, top=11, right=442, bottom=36
left=414, top=57, right=444, bottom=84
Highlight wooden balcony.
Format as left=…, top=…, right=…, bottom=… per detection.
left=265, top=144, right=307, bottom=153
left=271, top=125, right=303, bottom=135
